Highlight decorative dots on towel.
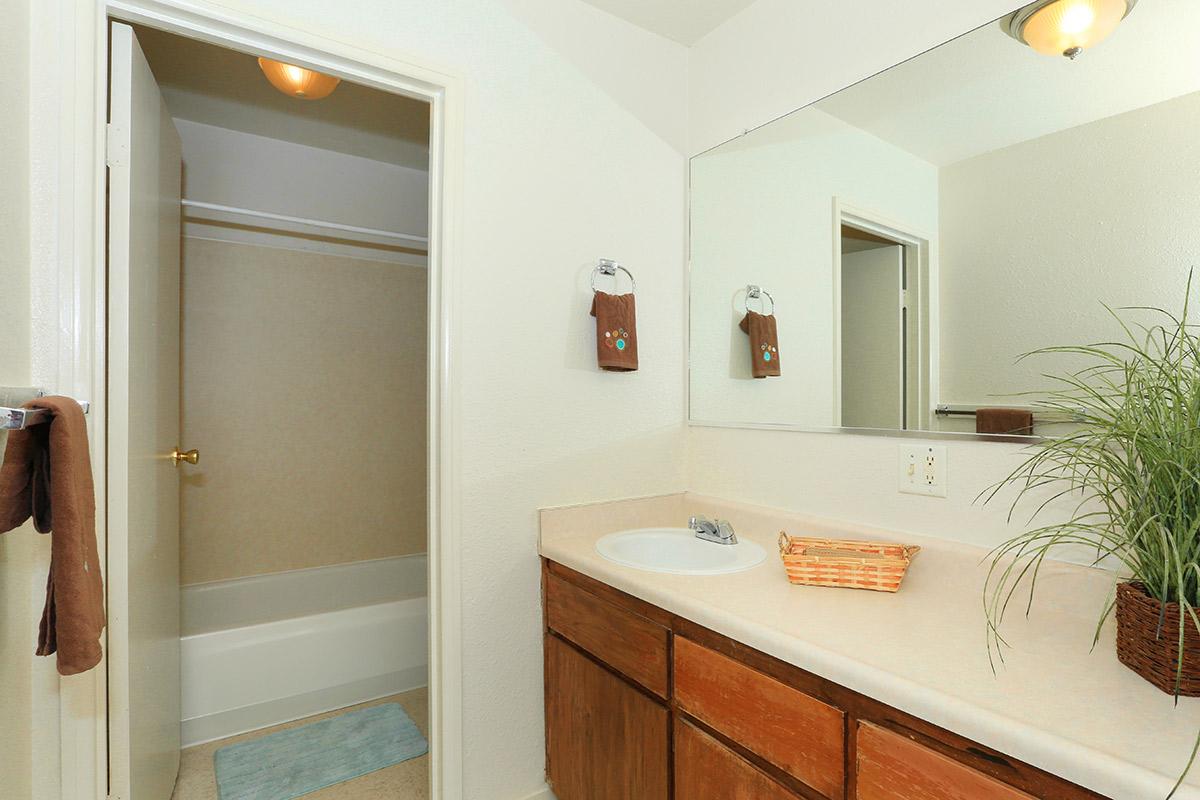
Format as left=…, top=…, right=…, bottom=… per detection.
left=760, top=343, right=777, bottom=362
left=605, top=328, right=630, bottom=351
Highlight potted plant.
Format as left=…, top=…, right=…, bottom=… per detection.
left=981, top=293, right=1200, bottom=794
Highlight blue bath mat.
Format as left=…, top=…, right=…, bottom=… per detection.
left=214, top=703, right=427, bottom=800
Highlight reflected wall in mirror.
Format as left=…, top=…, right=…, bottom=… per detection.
left=689, top=0, right=1200, bottom=437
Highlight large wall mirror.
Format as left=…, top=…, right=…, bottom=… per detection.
left=689, top=0, right=1199, bottom=438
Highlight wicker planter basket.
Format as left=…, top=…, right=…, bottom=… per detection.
left=1116, top=581, right=1200, bottom=696
left=777, top=533, right=920, bottom=593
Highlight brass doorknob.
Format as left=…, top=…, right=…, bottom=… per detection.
left=172, top=448, right=200, bottom=466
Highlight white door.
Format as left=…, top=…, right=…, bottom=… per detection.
left=107, top=21, right=183, bottom=800
left=840, top=245, right=904, bottom=429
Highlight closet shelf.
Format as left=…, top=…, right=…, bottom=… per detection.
left=181, top=200, right=429, bottom=247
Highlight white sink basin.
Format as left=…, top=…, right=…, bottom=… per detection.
left=595, top=528, right=767, bottom=576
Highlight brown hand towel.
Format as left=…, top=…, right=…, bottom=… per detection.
left=0, top=397, right=105, bottom=675
left=590, top=291, right=639, bottom=371
left=738, top=310, right=781, bottom=378
left=975, top=408, right=1034, bottom=436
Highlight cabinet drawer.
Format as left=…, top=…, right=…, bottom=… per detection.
left=674, top=636, right=845, bottom=798
left=545, top=572, right=669, bottom=697
left=675, top=719, right=804, bottom=800
left=856, top=722, right=1035, bottom=800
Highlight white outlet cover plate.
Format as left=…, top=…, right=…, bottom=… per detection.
left=899, top=444, right=948, bottom=497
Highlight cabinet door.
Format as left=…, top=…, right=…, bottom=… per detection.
left=545, top=634, right=669, bottom=800
left=675, top=719, right=805, bottom=800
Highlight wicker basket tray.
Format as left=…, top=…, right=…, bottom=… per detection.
left=777, top=532, right=920, bottom=593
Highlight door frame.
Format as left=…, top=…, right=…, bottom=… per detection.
left=831, top=199, right=934, bottom=431
left=45, top=2, right=465, bottom=797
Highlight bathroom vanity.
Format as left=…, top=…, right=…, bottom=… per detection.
left=539, top=494, right=1200, bottom=800
left=542, top=560, right=1095, bottom=800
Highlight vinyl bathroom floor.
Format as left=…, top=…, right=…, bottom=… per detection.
left=170, top=688, right=430, bottom=800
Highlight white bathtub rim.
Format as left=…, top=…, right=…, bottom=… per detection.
left=182, top=553, right=428, bottom=636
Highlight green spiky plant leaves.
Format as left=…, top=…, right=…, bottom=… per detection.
left=980, top=284, right=1200, bottom=797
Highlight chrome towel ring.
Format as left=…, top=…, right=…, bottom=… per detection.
left=745, top=284, right=775, bottom=315
left=591, top=258, right=636, bottom=295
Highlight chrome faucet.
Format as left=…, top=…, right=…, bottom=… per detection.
left=689, top=515, right=737, bottom=545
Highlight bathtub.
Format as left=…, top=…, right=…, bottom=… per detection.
left=180, top=555, right=428, bottom=747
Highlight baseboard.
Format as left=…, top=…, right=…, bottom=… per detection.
left=516, top=786, right=555, bottom=800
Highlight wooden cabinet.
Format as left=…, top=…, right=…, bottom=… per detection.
left=855, top=723, right=1035, bottom=800
left=544, top=634, right=669, bottom=800
left=542, top=560, right=1106, bottom=800
left=675, top=719, right=804, bottom=800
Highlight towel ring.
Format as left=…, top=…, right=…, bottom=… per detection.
left=591, top=258, right=636, bottom=295
left=745, top=285, right=775, bottom=315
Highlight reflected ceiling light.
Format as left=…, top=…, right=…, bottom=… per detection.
left=257, top=57, right=341, bottom=100
left=1003, top=0, right=1137, bottom=59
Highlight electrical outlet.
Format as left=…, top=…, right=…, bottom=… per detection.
left=898, top=444, right=948, bottom=497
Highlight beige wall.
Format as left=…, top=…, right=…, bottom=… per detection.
left=180, top=237, right=427, bottom=585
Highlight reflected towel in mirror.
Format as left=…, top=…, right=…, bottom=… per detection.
left=739, top=311, right=781, bottom=378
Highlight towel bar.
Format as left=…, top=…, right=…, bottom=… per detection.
left=591, top=258, right=636, bottom=294
left=745, top=284, right=776, bottom=315
left=1, top=395, right=91, bottom=431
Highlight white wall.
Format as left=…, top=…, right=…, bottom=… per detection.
left=0, top=3, right=36, bottom=797
left=938, top=90, right=1200, bottom=404
left=689, top=107, right=936, bottom=426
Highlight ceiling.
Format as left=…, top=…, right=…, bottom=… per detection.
left=813, top=0, right=1200, bottom=166
left=133, top=25, right=430, bottom=170
left=577, top=0, right=757, bottom=45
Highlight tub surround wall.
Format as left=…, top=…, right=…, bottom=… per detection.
left=539, top=493, right=1200, bottom=800
left=180, top=237, right=428, bottom=585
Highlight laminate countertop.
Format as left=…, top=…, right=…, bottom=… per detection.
left=538, top=492, right=1200, bottom=800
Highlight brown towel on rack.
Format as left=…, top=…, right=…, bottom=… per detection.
left=0, top=397, right=105, bottom=675
left=975, top=408, right=1034, bottom=436
left=738, top=310, right=781, bottom=378
left=590, top=291, right=639, bottom=371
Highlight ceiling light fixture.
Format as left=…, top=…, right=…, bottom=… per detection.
left=1003, top=0, right=1137, bottom=59
left=257, top=57, right=342, bottom=100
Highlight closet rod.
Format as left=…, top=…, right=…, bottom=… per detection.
left=181, top=200, right=429, bottom=246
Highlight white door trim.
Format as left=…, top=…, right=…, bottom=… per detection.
left=831, top=199, right=934, bottom=431
left=43, top=2, right=465, bottom=797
